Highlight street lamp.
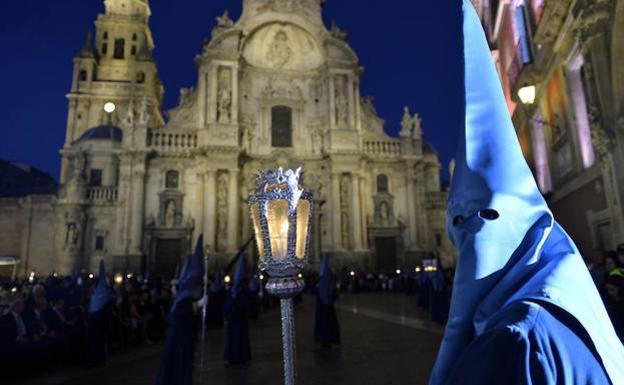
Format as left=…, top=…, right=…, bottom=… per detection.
left=248, top=167, right=313, bottom=385
left=103, top=102, right=116, bottom=113
left=518, top=85, right=536, bottom=105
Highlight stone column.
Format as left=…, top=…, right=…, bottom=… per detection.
left=195, top=172, right=205, bottom=242
left=405, top=163, right=418, bottom=249
left=227, top=169, right=240, bottom=251
left=331, top=172, right=342, bottom=248
left=351, top=174, right=363, bottom=250
left=347, top=75, right=356, bottom=129
left=329, top=74, right=336, bottom=130
left=198, top=70, right=207, bottom=127
left=355, top=80, right=362, bottom=131
left=231, top=64, right=239, bottom=124
left=205, top=170, right=217, bottom=250
left=209, top=65, right=219, bottom=123
left=129, top=164, right=146, bottom=255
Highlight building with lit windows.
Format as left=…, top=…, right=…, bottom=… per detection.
left=478, top=0, right=624, bottom=254
left=0, top=0, right=454, bottom=276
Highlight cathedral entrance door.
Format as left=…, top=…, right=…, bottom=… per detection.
left=375, top=237, right=397, bottom=272
left=154, top=238, right=182, bottom=277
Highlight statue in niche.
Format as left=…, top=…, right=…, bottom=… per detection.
left=399, top=106, right=413, bottom=138
left=311, top=126, right=322, bottom=154
left=335, top=76, right=348, bottom=126
left=330, top=20, right=348, bottom=41
left=217, top=88, right=232, bottom=124
left=216, top=172, right=229, bottom=250
left=64, top=210, right=85, bottom=247
left=165, top=200, right=176, bottom=228
left=124, top=97, right=135, bottom=126
left=412, top=113, right=423, bottom=140
left=267, top=30, right=292, bottom=68
left=380, top=201, right=389, bottom=226
left=138, top=95, right=151, bottom=125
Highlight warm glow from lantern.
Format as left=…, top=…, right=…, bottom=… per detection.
left=350, top=271, right=355, bottom=277
left=415, top=267, right=421, bottom=273
left=396, top=269, right=401, bottom=275
left=224, top=275, right=231, bottom=284
left=518, top=85, right=536, bottom=105
left=267, top=200, right=290, bottom=260
left=103, top=102, right=116, bottom=113
left=114, top=273, right=123, bottom=284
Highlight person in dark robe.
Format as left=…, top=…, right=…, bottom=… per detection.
left=416, top=267, right=431, bottom=310
left=247, top=275, right=261, bottom=320
left=205, top=270, right=226, bottom=329
left=314, top=253, right=341, bottom=348
left=86, top=260, right=112, bottom=367
left=0, top=298, right=31, bottom=379
left=224, top=254, right=251, bottom=365
left=428, top=260, right=449, bottom=324
left=156, top=235, right=205, bottom=385
left=429, top=3, right=624, bottom=384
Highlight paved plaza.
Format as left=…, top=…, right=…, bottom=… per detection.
left=21, top=293, right=443, bottom=385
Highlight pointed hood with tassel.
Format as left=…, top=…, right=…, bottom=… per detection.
left=230, top=253, right=246, bottom=299
left=429, top=2, right=624, bottom=384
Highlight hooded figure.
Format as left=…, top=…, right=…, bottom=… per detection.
left=429, top=2, right=624, bottom=384
left=247, top=274, right=261, bottom=320
left=156, top=235, right=205, bottom=385
left=224, top=254, right=251, bottom=364
left=205, top=269, right=226, bottom=329
left=314, top=253, right=341, bottom=347
left=86, top=260, right=112, bottom=367
left=429, top=260, right=449, bottom=325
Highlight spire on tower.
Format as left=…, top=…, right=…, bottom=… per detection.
left=77, top=31, right=96, bottom=58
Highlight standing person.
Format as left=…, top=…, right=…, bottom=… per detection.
left=156, top=235, right=205, bottom=385
left=429, top=2, right=624, bottom=384
left=224, top=255, right=251, bottom=365
left=429, top=260, right=449, bottom=325
left=314, top=253, right=341, bottom=348
left=86, top=260, right=112, bottom=367
left=206, top=270, right=226, bottom=329
left=247, top=274, right=261, bottom=320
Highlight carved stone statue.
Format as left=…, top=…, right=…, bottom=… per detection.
left=165, top=200, right=175, bottom=228
left=124, top=97, right=135, bottom=126
left=138, top=95, right=151, bottom=125
left=412, top=113, right=423, bottom=140
left=267, top=30, right=292, bottom=68
left=335, top=76, right=348, bottom=126
left=216, top=9, right=234, bottom=28
left=400, top=106, right=413, bottom=138
left=217, top=88, right=232, bottom=124
left=330, top=20, right=348, bottom=41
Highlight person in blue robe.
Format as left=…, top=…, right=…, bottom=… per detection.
left=429, top=3, right=624, bottom=384
left=428, top=260, right=449, bottom=324
left=205, top=269, right=226, bottom=329
left=86, top=260, right=112, bottom=367
left=224, top=254, right=251, bottom=365
left=156, top=235, right=205, bottom=385
left=314, top=253, right=341, bottom=348
left=247, top=275, right=261, bottom=320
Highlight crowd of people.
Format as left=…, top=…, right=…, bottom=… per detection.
left=588, top=245, right=624, bottom=341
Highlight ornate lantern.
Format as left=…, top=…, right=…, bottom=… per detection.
left=248, top=167, right=312, bottom=385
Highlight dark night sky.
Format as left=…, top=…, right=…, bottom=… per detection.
left=0, top=0, right=463, bottom=183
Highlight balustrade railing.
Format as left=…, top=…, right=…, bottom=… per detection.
left=364, top=140, right=401, bottom=157
left=87, top=186, right=118, bottom=203
left=147, top=131, right=198, bottom=151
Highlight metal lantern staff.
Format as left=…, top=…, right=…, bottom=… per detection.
left=248, top=167, right=313, bottom=385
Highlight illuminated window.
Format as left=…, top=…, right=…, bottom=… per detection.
left=271, top=106, right=293, bottom=147
left=165, top=170, right=179, bottom=189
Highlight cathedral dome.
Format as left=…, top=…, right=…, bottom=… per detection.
left=74, top=124, right=123, bottom=143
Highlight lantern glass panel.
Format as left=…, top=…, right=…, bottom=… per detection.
left=295, top=199, right=310, bottom=259
left=250, top=202, right=266, bottom=261
left=267, top=199, right=290, bottom=260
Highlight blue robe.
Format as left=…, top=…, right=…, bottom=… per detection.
left=224, top=290, right=251, bottom=364
left=155, top=297, right=196, bottom=385
left=314, top=286, right=341, bottom=347
left=445, top=300, right=609, bottom=384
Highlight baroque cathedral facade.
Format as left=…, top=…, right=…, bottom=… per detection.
left=7, top=0, right=453, bottom=275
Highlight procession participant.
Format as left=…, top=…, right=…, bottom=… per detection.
left=429, top=2, right=624, bottom=384
left=224, top=254, right=251, bottom=365
left=314, top=253, right=341, bottom=348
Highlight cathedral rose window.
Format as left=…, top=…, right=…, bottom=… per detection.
left=271, top=106, right=293, bottom=148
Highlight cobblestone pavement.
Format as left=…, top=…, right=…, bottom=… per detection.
left=25, top=293, right=443, bottom=385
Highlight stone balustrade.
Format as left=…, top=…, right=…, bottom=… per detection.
left=87, top=186, right=119, bottom=203
left=364, top=140, right=401, bottom=157
left=147, top=131, right=198, bottom=151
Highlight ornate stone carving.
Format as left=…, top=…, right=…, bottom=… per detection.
left=339, top=174, right=351, bottom=247
left=399, top=106, right=413, bottom=138
left=138, top=95, right=151, bottom=126
left=412, top=113, right=423, bottom=140
left=266, top=30, right=292, bottom=68
left=64, top=209, right=86, bottom=249
left=261, top=79, right=304, bottom=101
left=164, top=200, right=175, bottom=227
left=167, top=87, right=197, bottom=128
left=330, top=20, right=348, bottom=41
left=335, top=75, right=348, bottom=127
left=588, top=106, right=615, bottom=160
left=217, top=67, right=232, bottom=124
left=216, top=9, right=234, bottom=28
left=216, top=172, right=229, bottom=251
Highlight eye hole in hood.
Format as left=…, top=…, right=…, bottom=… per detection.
left=478, top=209, right=499, bottom=220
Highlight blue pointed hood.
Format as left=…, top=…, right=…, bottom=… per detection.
left=430, top=2, right=624, bottom=384
left=89, top=260, right=110, bottom=313
left=316, top=253, right=334, bottom=305
left=211, top=269, right=225, bottom=293
left=230, top=254, right=245, bottom=298
left=172, top=235, right=205, bottom=311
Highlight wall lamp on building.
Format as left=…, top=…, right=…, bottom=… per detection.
left=518, top=84, right=536, bottom=105
left=248, top=167, right=313, bottom=385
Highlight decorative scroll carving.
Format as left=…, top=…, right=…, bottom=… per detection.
left=266, top=30, right=292, bottom=68
left=216, top=172, right=230, bottom=251
left=335, top=75, right=348, bottom=127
